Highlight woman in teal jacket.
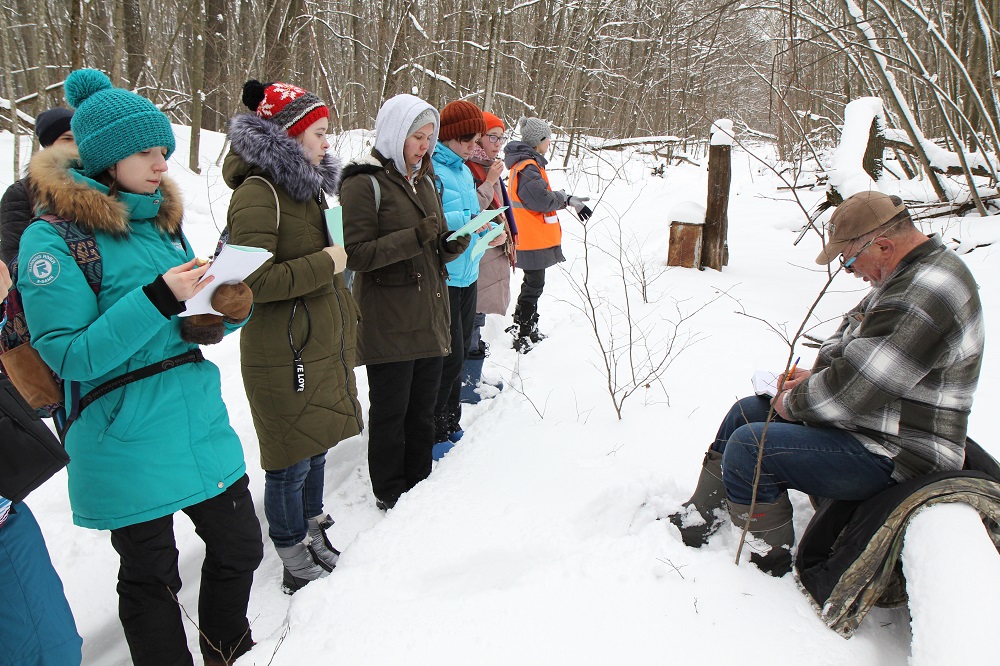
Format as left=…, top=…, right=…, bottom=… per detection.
left=17, top=70, right=263, bottom=666
left=430, top=101, right=500, bottom=451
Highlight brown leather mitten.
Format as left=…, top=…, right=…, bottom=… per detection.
left=212, top=282, right=253, bottom=323
left=181, top=314, right=225, bottom=345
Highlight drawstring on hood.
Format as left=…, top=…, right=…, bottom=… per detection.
left=374, top=95, right=439, bottom=179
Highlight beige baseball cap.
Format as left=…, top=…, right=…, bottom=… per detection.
left=816, top=191, right=909, bottom=265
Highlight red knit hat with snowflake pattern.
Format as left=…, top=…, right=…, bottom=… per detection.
left=241, top=80, right=329, bottom=137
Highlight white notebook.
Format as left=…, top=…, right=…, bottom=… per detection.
left=180, top=244, right=272, bottom=317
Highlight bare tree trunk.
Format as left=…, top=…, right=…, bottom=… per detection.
left=123, top=0, right=145, bottom=88
left=262, top=0, right=302, bottom=83
left=68, top=0, right=85, bottom=69
left=110, top=0, right=125, bottom=86
left=701, top=143, right=731, bottom=271
left=203, top=0, right=226, bottom=131
left=189, top=0, right=206, bottom=173
left=1, top=10, right=21, bottom=176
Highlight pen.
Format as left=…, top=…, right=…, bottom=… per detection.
left=786, top=356, right=801, bottom=381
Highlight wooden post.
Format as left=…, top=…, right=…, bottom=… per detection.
left=702, top=120, right=733, bottom=271
left=667, top=221, right=702, bottom=268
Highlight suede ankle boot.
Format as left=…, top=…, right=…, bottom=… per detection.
left=668, top=450, right=727, bottom=547
left=729, top=493, right=795, bottom=577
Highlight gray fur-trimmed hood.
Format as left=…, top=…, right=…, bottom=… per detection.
left=225, top=113, right=341, bottom=202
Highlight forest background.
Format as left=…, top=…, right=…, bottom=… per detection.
left=2, top=0, right=1000, bottom=191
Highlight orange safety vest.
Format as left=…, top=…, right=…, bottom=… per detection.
left=509, top=159, right=561, bottom=251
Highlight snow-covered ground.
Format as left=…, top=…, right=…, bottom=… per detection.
left=2, top=125, right=998, bottom=665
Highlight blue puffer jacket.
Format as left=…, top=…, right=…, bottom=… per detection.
left=17, top=148, right=248, bottom=531
left=431, top=142, right=484, bottom=288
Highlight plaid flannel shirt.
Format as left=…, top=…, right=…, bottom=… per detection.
left=786, top=236, right=984, bottom=481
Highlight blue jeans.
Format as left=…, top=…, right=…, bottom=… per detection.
left=710, top=396, right=895, bottom=505
left=264, top=454, right=327, bottom=548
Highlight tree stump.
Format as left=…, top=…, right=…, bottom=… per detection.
left=667, top=221, right=703, bottom=268
left=702, top=120, right=733, bottom=271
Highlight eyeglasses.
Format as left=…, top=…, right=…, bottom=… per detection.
left=484, top=134, right=504, bottom=144
left=839, top=235, right=881, bottom=272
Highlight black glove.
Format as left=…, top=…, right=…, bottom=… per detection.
left=567, top=195, right=593, bottom=221
left=444, top=234, right=472, bottom=254
left=414, top=216, right=439, bottom=246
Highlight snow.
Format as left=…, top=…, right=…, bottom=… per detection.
left=2, top=124, right=1000, bottom=665
left=710, top=119, right=733, bottom=146
left=669, top=200, right=706, bottom=225
left=903, top=503, right=1000, bottom=665
left=828, top=97, right=883, bottom=198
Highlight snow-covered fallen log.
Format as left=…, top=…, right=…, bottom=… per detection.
left=903, top=503, right=1000, bottom=666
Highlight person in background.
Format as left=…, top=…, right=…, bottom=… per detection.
left=431, top=100, right=499, bottom=455
left=340, top=94, right=469, bottom=510
left=18, top=69, right=262, bottom=666
left=0, top=107, right=76, bottom=265
left=506, top=117, right=591, bottom=352
left=225, top=79, right=362, bottom=593
left=461, top=111, right=516, bottom=403
left=0, top=256, right=83, bottom=666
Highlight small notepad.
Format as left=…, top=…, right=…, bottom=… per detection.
left=181, top=244, right=272, bottom=317
left=751, top=370, right=782, bottom=398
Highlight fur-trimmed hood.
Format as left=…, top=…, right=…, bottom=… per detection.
left=225, top=113, right=341, bottom=202
left=27, top=144, right=182, bottom=237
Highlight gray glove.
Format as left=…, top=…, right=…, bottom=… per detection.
left=567, top=195, right=593, bottom=221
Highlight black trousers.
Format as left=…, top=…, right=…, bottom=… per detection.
left=436, top=283, right=478, bottom=419
left=367, top=355, right=444, bottom=504
left=109, top=475, right=263, bottom=666
left=516, top=269, right=546, bottom=318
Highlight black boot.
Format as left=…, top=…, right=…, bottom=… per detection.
left=667, top=450, right=727, bottom=547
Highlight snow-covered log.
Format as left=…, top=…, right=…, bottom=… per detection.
left=903, top=503, right=1000, bottom=665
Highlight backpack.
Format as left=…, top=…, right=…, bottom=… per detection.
left=0, top=214, right=204, bottom=438
left=0, top=214, right=102, bottom=421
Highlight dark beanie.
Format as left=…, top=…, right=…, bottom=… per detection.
left=35, top=107, right=74, bottom=147
left=438, top=101, right=487, bottom=142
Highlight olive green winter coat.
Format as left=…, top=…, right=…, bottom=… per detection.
left=340, top=151, right=463, bottom=365
left=224, top=113, right=362, bottom=471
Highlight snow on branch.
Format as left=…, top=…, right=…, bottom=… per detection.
left=590, top=135, right=682, bottom=150
left=394, top=63, right=456, bottom=89
left=0, top=98, right=39, bottom=126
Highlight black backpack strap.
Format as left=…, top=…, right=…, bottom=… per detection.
left=60, top=349, right=205, bottom=440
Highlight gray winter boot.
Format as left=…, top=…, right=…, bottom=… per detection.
left=729, top=493, right=795, bottom=577
left=306, top=514, right=340, bottom=571
left=276, top=540, right=330, bottom=595
left=667, top=450, right=727, bottom=547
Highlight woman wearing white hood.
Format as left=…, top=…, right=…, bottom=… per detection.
left=339, top=95, right=472, bottom=511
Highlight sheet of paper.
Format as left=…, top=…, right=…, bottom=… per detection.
left=469, top=223, right=505, bottom=261
left=325, top=206, right=344, bottom=247
left=751, top=370, right=782, bottom=398
left=180, top=244, right=272, bottom=317
left=447, top=206, right=508, bottom=242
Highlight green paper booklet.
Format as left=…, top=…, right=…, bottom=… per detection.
left=325, top=207, right=344, bottom=246
left=447, top=207, right=508, bottom=242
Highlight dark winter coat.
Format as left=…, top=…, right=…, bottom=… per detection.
left=0, top=178, right=32, bottom=265
left=796, top=438, right=1000, bottom=637
left=340, top=150, right=462, bottom=365
left=504, top=140, right=567, bottom=271
left=224, top=113, right=362, bottom=472
left=20, top=147, right=248, bottom=530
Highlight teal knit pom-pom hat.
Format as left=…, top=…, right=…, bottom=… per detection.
left=64, top=68, right=176, bottom=177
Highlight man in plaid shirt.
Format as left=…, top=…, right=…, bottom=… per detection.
left=669, top=191, right=985, bottom=576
